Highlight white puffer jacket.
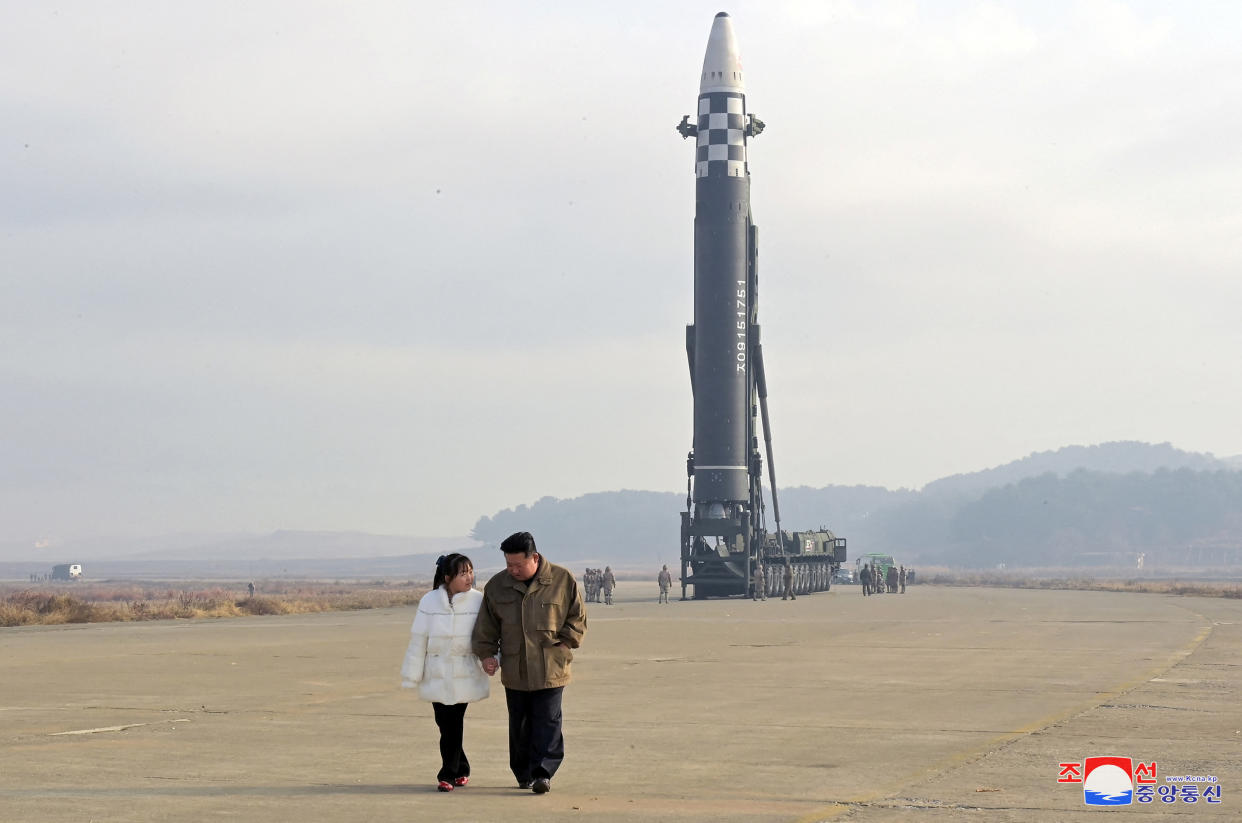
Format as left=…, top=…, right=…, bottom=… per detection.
left=400, top=586, right=490, bottom=705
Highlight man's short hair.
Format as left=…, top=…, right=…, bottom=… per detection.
left=501, top=531, right=537, bottom=557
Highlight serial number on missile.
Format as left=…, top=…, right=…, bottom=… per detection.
left=736, top=281, right=747, bottom=372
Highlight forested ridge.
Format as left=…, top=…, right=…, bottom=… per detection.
left=471, top=442, right=1242, bottom=568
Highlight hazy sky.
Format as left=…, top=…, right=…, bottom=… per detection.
left=3, top=1, right=1241, bottom=546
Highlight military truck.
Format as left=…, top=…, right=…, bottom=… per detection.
left=855, top=553, right=895, bottom=589
left=754, top=528, right=847, bottom=597
left=51, top=563, right=83, bottom=581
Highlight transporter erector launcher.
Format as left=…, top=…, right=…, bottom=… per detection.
left=676, top=13, right=845, bottom=599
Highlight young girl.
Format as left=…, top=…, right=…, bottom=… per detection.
left=401, top=553, right=490, bottom=791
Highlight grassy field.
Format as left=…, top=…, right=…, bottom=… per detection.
left=4, top=569, right=1239, bottom=628
left=0, top=579, right=431, bottom=627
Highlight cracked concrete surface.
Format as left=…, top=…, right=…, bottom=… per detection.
left=1, top=582, right=1237, bottom=822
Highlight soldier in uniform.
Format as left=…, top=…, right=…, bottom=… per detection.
left=752, top=563, right=766, bottom=600
left=602, top=566, right=616, bottom=605
left=657, top=565, right=673, bottom=603
left=781, top=560, right=796, bottom=601
left=899, top=565, right=906, bottom=594
left=886, top=564, right=898, bottom=593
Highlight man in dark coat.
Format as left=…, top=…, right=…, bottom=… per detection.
left=473, top=532, right=587, bottom=794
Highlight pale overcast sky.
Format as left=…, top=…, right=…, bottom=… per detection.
left=3, top=1, right=1240, bottom=546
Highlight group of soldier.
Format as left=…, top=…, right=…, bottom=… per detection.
left=749, top=561, right=798, bottom=601
left=582, top=566, right=616, bottom=605
left=584, top=565, right=678, bottom=604
left=630, top=562, right=914, bottom=603
left=860, top=562, right=906, bottom=596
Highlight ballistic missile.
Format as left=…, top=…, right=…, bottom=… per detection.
left=677, top=12, right=765, bottom=517
left=677, top=15, right=844, bottom=600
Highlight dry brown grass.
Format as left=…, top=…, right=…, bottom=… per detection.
left=0, top=580, right=430, bottom=627
left=918, top=567, right=1242, bottom=599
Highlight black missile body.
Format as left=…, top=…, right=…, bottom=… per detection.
left=677, top=14, right=843, bottom=600
left=692, top=17, right=753, bottom=506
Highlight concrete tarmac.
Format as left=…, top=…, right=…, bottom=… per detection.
left=1, top=581, right=1238, bottom=822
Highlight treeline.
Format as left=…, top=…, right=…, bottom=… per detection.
left=943, top=468, right=1242, bottom=566
left=471, top=443, right=1242, bottom=568
left=469, top=486, right=915, bottom=567
left=471, top=490, right=684, bottom=567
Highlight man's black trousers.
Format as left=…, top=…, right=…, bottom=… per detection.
left=505, top=686, right=564, bottom=782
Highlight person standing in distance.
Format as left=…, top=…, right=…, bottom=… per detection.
left=601, top=566, right=616, bottom=606
left=657, top=565, right=673, bottom=603
left=781, top=560, right=796, bottom=601
left=400, top=553, right=489, bottom=792
left=472, top=532, right=587, bottom=794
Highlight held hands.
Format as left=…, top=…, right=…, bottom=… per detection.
left=480, top=644, right=558, bottom=677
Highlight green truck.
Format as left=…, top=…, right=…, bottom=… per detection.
left=855, top=552, right=896, bottom=581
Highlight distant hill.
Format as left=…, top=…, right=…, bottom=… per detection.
left=119, top=531, right=477, bottom=562
left=939, top=467, right=1242, bottom=567
left=921, top=441, right=1230, bottom=499
left=471, top=490, right=683, bottom=570
left=0, top=531, right=481, bottom=579
left=471, top=442, right=1242, bottom=570
left=762, top=484, right=915, bottom=534
left=469, top=486, right=913, bottom=570
left=7, top=442, right=1238, bottom=579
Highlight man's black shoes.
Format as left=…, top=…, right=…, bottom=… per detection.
left=532, top=778, right=551, bottom=794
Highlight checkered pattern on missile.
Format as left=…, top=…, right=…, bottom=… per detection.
left=696, top=92, right=747, bottom=178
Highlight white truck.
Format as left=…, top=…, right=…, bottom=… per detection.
left=51, top=563, right=83, bottom=581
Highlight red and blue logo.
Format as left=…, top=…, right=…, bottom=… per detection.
left=1059, top=758, right=1222, bottom=805
left=1083, top=756, right=1134, bottom=806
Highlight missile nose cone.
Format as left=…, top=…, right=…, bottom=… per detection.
left=700, top=12, right=744, bottom=94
